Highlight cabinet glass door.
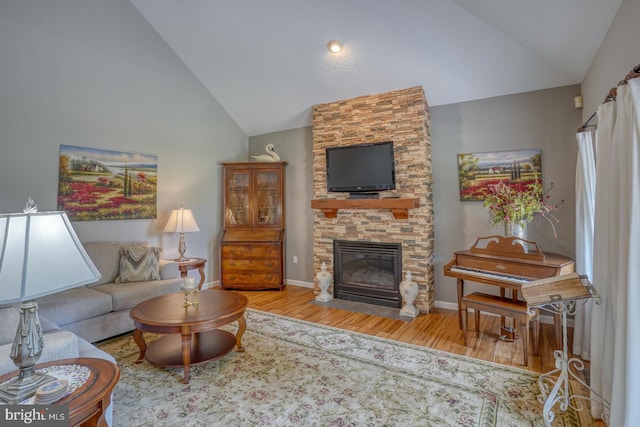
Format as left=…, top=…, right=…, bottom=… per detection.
left=255, top=170, right=280, bottom=227
left=226, top=170, right=250, bottom=226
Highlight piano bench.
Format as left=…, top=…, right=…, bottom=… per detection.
left=461, top=292, right=540, bottom=365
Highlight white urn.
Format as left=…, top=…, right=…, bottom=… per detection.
left=315, top=262, right=333, bottom=302
left=399, top=271, right=419, bottom=317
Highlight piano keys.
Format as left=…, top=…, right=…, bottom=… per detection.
left=444, top=235, right=575, bottom=345
left=446, top=265, right=532, bottom=285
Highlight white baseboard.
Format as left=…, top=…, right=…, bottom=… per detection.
left=434, top=300, right=459, bottom=311
left=285, top=279, right=314, bottom=288
left=202, top=280, right=220, bottom=289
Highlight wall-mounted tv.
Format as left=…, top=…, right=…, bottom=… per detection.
left=326, top=141, right=396, bottom=195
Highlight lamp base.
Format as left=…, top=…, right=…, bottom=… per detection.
left=0, top=299, right=51, bottom=403
left=176, top=232, right=189, bottom=262
left=0, top=370, right=56, bottom=404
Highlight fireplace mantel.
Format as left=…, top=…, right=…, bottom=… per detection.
left=311, top=197, right=420, bottom=220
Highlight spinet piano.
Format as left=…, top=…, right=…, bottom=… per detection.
left=444, top=236, right=575, bottom=345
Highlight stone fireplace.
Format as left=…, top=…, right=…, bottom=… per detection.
left=312, top=86, right=435, bottom=313
left=334, top=240, right=402, bottom=308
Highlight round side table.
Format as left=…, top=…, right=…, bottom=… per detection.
left=0, top=357, right=119, bottom=427
left=178, top=257, right=207, bottom=289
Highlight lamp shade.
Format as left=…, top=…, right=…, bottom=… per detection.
left=163, top=207, right=200, bottom=233
left=0, top=211, right=101, bottom=304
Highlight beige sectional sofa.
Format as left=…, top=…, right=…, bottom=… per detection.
left=0, top=240, right=184, bottom=376
left=0, top=240, right=182, bottom=424
left=36, top=241, right=184, bottom=344
left=0, top=307, right=109, bottom=376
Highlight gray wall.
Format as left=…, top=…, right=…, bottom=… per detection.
left=581, top=0, right=640, bottom=119
left=431, top=85, right=581, bottom=305
left=249, top=127, right=315, bottom=284
left=0, top=0, right=248, bottom=283
left=2, top=0, right=627, bottom=296
left=253, top=85, right=582, bottom=304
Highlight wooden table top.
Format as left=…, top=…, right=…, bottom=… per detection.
left=129, top=290, right=248, bottom=334
left=177, top=257, right=206, bottom=267
left=0, top=357, right=119, bottom=426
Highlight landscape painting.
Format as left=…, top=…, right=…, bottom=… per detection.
left=457, top=149, right=542, bottom=201
left=58, top=145, right=158, bottom=221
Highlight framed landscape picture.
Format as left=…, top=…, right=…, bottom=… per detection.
left=457, top=149, right=542, bottom=201
left=57, top=145, right=158, bottom=221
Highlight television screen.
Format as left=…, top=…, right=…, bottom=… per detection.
left=326, top=141, right=396, bottom=193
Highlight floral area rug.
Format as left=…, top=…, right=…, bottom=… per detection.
left=98, top=309, right=583, bottom=426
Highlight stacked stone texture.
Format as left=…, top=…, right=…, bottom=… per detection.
left=312, top=86, right=435, bottom=312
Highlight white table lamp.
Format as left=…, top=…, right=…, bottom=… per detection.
left=0, top=199, right=101, bottom=403
left=164, top=206, right=200, bottom=261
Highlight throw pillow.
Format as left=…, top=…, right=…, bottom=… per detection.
left=115, top=246, right=161, bottom=283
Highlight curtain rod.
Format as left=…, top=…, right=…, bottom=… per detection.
left=577, top=62, right=640, bottom=133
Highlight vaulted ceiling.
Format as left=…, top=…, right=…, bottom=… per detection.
left=130, top=0, right=622, bottom=136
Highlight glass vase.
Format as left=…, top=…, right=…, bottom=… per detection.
left=504, top=221, right=528, bottom=242
left=503, top=221, right=528, bottom=253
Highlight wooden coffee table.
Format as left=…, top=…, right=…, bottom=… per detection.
left=129, top=289, right=248, bottom=384
left=0, top=357, right=119, bottom=427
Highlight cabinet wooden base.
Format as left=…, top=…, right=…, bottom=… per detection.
left=221, top=283, right=286, bottom=291
left=221, top=229, right=285, bottom=291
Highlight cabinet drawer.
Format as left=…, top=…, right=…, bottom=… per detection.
left=222, top=259, right=279, bottom=271
left=221, top=272, right=282, bottom=286
left=222, top=245, right=280, bottom=259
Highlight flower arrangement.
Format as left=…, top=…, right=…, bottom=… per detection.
left=482, top=178, right=561, bottom=237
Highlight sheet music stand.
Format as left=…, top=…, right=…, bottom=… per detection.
left=521, top=273, right=610, bottom=426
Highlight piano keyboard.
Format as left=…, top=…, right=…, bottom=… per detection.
left=448, top=266, right=533, bottom=284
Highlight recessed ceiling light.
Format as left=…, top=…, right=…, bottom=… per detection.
left=327, top=39, right=343, bottom=54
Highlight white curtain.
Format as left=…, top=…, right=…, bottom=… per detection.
left=573, top=130, right=595, bottom=359
left=590, top=78, right=640, bottom=426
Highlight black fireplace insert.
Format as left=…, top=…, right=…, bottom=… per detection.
left=333, top=240, right=402, bottom=308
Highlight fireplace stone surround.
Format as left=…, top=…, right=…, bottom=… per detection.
left=312, top=86, right=434, bottom=313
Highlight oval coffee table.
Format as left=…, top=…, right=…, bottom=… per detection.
left=129, top=289, right=248, bottom=384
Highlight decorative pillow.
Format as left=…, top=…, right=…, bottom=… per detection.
left=115, top=246, right=161, bottom=283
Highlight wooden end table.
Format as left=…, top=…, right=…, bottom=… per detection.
left=178, top=257, right=207, bottom=289
left=0, top=357, right=119, bottom=427
left=129, top=290, right=248, bottom=384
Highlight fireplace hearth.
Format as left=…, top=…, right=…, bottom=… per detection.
left=333, top=240, right=402, bottom=308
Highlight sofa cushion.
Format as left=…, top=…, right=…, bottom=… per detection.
left=0, top=306, right=22, bottom=346
left=77, top=336, right=115, bottom=363
left=84, top=241, right=147, bottom=286
left=0, top=306, right=62, bottom=347
left=159, top=259, right=180, bottom=280
left=36, top=287, right=113, bottom=327
left=0, top=330, right=80, bottom=376
left=93, top=278, right=183, bottom=311
left=115, top=246, right=161, bottom=283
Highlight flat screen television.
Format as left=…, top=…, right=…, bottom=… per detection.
left=326, top=141, right=396, bottom=195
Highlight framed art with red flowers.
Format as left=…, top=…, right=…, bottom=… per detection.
left=457, top=149, right=542, bottom=201
left=57, top=144, right=157, bottom=221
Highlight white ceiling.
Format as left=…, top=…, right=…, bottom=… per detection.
left=130, top=0, right=622, bottom=136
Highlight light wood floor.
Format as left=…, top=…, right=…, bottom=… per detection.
left=237, top=285, right=602, bottom=426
